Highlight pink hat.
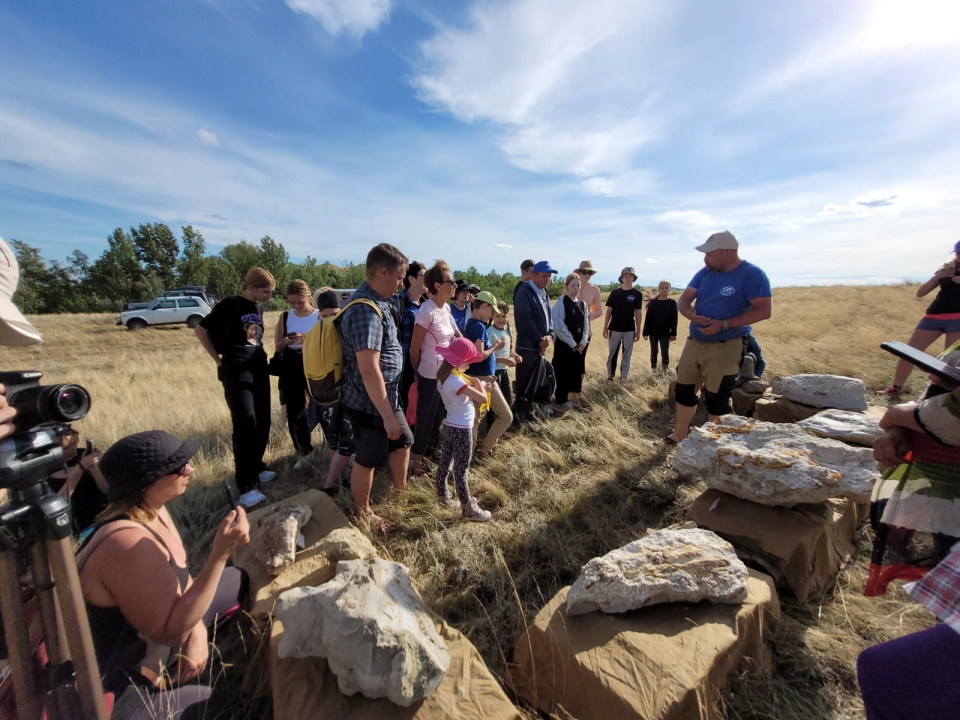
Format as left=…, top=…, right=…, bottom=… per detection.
left=437, top=337, right=483, bottom=367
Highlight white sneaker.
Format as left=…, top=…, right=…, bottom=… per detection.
left=461, top=498, right=492, bottom=522
left=540, top=404, right=555, bottom=417
left=238, top=489, right=267, bottom=508
left=558, top=401, right=574, bottom=412
left=258, top=470, right=277, bottom=483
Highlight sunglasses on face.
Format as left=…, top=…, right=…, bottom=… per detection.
left=577, top=270, right=595, bottom=276
left=176, top=463, right=189, bottom=476
left=439, top=279, right=457, bottom=286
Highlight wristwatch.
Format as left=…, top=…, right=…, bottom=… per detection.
left=721, top=320, right=729, bottom=331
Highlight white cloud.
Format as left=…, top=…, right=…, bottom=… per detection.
left=285, top=0, right=391, bottom=38
left=655, top=210, right=720, bottom=237
left=493, top=243, right=512, bottom=249
left=195, top=128, right=219, bottom=147
left=645, top=257, right=657, bottom=264
left=411, top=0, right=673, bottom=193
left=817, top=188, right=944, bottom=217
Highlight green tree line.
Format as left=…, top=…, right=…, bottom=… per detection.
left=11, top=223, right=601, bottom=314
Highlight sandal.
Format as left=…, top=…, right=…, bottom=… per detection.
left=662, top=435, right=679, bottom=445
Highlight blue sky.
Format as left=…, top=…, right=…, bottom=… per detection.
left=2, top=0, right=959, bottom=287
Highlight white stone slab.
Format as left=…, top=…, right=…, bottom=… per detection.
left=671, top=415, right=878, bottom=506
left=275, top=558, right=450, bottom=707
left=771, top=374, right=867, bottom=411
left=797, top=408, right=884, bottom=446
left=566, top=527, right=749, bottom=616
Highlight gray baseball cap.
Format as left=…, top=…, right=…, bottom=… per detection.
left=695, top=231, right=739, bottom=253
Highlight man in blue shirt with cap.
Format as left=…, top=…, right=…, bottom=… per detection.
left=666, top=231, right=772, bottom=444
left=514, top=260, right=557, bottom=420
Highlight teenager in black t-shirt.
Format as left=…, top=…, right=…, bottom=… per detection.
left=602, top=267, right=644, bottom=382
left=196, top=268, right=276, bottom=507
left=642, top=280, right=678, bottom=372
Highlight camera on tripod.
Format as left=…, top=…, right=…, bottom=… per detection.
left=0, top=371, right=108, bottom=719
left=0, top=370, right=91, bottom=496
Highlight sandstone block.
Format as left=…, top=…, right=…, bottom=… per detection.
left=671, top=415, right=878, bottom=505
left=275, top=558, right=450, bottom=707
left=797, top=408, right=883, bottom=446
left=566, top=527, right=749, bottom=616
left=771, top=374, right=867, bottom=411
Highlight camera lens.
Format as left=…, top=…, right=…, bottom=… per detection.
left=9, top=383, right=91, bottom=429
left=52, top=385, right=90, bottom=421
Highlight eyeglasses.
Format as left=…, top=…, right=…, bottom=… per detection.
left=439, top=279, right=457, bottom=286
left=577, top=270, right=595, bottom=276
left=176, top=463, right=190, bottom=476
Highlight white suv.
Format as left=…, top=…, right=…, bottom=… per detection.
left=119, top=296, right=212, bottom=330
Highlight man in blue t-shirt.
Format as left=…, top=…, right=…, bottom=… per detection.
left=666, top=231, right=772, bottom=443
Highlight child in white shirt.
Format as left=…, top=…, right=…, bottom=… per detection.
left=436, top=338, right=492, bottom=521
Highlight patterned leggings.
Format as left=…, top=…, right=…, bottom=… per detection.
left=436, top=425, right=474, bottom=504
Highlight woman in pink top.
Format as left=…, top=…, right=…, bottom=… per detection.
left=410, top=260, right=461, bottom=476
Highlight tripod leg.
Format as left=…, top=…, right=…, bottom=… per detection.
left=0, top=550, right=41, bottom=720
left=47, top=535, right=109, bottom=720
left=28, top=540, right=75, bottom=720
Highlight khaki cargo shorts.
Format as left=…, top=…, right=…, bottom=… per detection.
left=676, top=337, right=745, bottom=393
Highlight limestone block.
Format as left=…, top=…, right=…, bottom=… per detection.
left=318, top=527, right=377, bottom=563
left=671, top=415, right=878, bottom=505
left=232, top=489, right=361, bottom=618
left=252, top=503, right=312, bottom=576
left=566, top=527, right=749, bottom=616
left=771, top=374, right=868, bottom=411
left=275, top=558, right=450, bottom=707
left=797, top=408, right=884, bottom=446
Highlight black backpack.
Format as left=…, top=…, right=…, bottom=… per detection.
left=518, top=353, right=556, bottom=404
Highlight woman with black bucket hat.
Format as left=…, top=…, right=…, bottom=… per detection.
left=76, top=430, right=250, bottom=719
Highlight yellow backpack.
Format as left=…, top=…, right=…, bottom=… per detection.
left=302, top=298, right=382, bottom=405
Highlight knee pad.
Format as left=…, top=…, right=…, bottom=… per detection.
left=674, top=383, right=699, bottom=407
left=704, top=375, right=737, bottom=415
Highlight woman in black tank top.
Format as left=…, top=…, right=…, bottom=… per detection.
left=77, top=431, right=250, bottom=719
left=880, top=242, right=960, bottom=398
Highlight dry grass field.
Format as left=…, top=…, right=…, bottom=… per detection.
left=0, top=283, right=947, bottom=719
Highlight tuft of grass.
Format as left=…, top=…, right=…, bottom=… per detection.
left=0, top=285, right=942, bottom=719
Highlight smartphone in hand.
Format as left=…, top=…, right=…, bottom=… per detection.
left=86, top=437, right=94, bottom=454
left=222, top=479, right=240, bottom=510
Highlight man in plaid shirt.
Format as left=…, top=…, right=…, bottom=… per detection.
left=339, top=243, right=414, bottom=531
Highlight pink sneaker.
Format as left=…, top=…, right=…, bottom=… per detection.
left=876, top=385, right=901, bottom=398
left=461, top=498, right=491, bottom=522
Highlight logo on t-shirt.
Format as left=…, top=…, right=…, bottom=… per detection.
left=720, top=286, right=736, bottom=297
left=241, top=313, right=264, bottom=346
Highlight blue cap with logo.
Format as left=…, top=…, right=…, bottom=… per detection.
left=532, top=261, right=558, bottom=274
